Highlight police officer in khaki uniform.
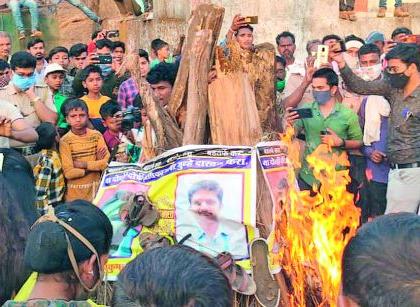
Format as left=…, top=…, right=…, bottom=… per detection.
left=0, top=51, right=57, bottom=165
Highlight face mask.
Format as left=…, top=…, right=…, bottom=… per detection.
left=384, top=70, right=409, bottom=89
left=98, top=64, right=112, bottom=77
left=359, top=64, right=382, bottom=81
left=276, top=80, right=285, bottom=92
left=313, top=90, right=332, bottom=105
left=11, top=74, right=36, bottom=91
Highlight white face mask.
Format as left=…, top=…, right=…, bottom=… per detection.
left=357, top=63, right=382, bottom=81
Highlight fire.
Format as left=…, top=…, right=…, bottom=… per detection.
left=270, top=127, right=361, bottom=306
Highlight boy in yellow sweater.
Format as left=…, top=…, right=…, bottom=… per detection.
left=80, top=64, right=110, bottom=133
left=60, top=99, right=110, bottom=201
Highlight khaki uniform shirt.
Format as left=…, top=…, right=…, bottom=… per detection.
left=0, top=100, right=23, bottom=148
left=0, top=83, right=56, bottom=147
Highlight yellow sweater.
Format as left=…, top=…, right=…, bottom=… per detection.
left=81, top=95, right=110, bottom=119
left=59, top=129, right=110, bottom=202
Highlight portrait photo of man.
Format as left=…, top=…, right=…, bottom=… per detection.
left=176, top=176, right=249, bottom=260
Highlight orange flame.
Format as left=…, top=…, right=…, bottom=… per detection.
left=270, top=127, right=360, bottom=306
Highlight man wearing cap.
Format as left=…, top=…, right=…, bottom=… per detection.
left=5, top=200, right=112, bottom=306
left=0, top=51, right=57, bottom=164
left=391, top=27, right=412, bottom=43
left=366, top=31, right=386, bottom=55
left=44, top=63, right=69, bottom=134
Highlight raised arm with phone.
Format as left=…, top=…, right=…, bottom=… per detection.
left=333, top=41, right=420, bottom=214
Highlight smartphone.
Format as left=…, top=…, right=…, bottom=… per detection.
left=243, top=16, right=258, bottom=24
left=97, top=55, right=113, bottom=64
left=107, top=30, right=120, bottom=38
left=292, top=108, right=313, bottom=119
left=315, top=45, right=329, bottom=69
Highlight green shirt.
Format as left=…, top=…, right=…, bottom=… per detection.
left=294, top=102, right=363, bottom=186
left=150, top=55, right=175, bottom=69
left=54, top=92, right=68, bottom=129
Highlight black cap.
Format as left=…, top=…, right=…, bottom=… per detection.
left=24, top=200, right=113, bottom=274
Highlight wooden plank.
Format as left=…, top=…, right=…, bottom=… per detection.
left=208, top=48, right=263, bottom=146
left=126, top=53, right=183, bottom=154
left=167, top=4, right=224, bottom=126
left=183, top=29, right=213, bottom=145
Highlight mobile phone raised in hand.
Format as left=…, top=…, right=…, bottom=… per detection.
left=291, top=108, right=313, bottom=119
left=243, top=16, right=258, bottom=24
left=107, top=30, right=120, bottom=38
left=97, top=55, right=113, bottom=64
left=315, top=45, right=329, bottom=69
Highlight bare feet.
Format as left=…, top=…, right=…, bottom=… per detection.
left=394, top=6, right=409, bottom=17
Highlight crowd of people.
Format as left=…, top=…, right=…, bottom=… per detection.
left=0, top=7, right=419, bottom=307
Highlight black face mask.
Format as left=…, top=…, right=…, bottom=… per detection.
left=384, top=70, right=409, bottom=89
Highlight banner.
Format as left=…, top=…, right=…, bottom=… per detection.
left=256, top=141, right=291, bottom=274
left=94, top=145, right=257, bottom=280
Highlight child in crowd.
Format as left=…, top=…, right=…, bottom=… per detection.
left=80, top=64, right=110, bottom=132
left=100, top=100, right=125, bottom=151
left=117, top=49, right=150, bottom=109
left=150, top=38, right=173, bottom=69
left=44, top=63, right=69, bottom=136
left=33, top=122, right=65, bottom=214
left=59, top=99, right=109, bottom=202
left=48, top=46, right=74, bottom=96
left=100, top=100, right=141, bottom=163
left=0, top=59, right=11, bottom=87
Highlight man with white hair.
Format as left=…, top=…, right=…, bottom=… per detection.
left=0, top=32, right=11, bottom=62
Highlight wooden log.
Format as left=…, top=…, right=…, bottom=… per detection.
left=208, top=73, right=263, bottom=146
left=250, top=43, right=278, bottom=133
left=125, top=53, right=183, bottom=155
left=207, top=46, right=263, bottom=146
left=167, top=4, right=224, bottom=126
left=139, top=82, right=183, bottom=154
left=183, top=29, right=213, bottom=145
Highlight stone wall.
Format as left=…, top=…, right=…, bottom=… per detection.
left=3, top=0, right=420, bottom=58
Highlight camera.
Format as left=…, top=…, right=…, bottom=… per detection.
left=121, top=95, right=143, bottom=132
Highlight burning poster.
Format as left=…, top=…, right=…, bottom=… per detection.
left=256, top=141, right=292, bottom=274
left=258, top=132, right=361, bottom=306
left=94, top=145, right=257, bottom=280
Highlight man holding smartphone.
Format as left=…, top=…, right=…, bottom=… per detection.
left=331, top=43, right=420, bottom=215
left=285, top=68, right=363, bottom=192
left=73, top=39, right=127, bottom=99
